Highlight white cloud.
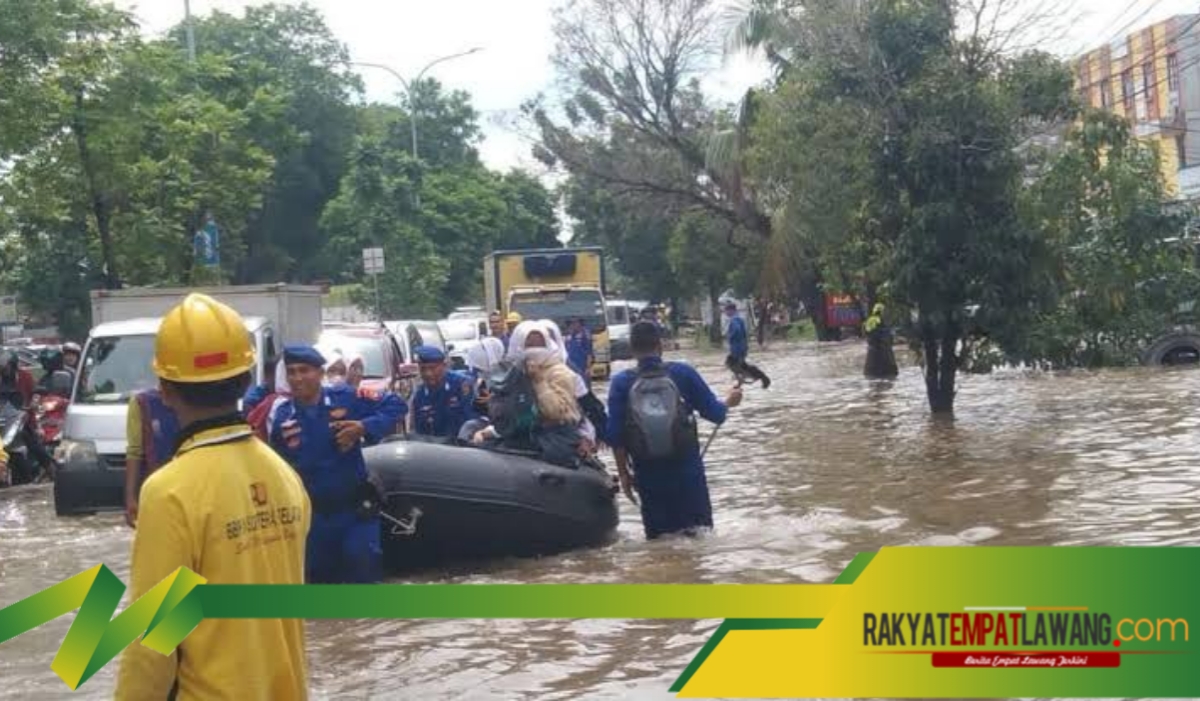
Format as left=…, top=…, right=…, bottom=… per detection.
left=117, top=0, right=1189, bottom=172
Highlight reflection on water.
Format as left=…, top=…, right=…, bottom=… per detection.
left=3, top=340, right=1200, bottom=699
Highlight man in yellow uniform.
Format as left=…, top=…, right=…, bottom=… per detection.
left=115, top=293, right=311, bottom=700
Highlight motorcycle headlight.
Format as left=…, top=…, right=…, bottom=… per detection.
left=55, top=439, right=99, bottom=469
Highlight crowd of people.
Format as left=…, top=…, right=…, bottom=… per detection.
left=112, top=292, right=762, bottom=699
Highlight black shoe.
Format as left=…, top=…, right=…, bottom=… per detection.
left=761, top=376, right=771, bottom=390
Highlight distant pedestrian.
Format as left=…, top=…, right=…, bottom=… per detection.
left=565, top=317, right=595, bottom=386
left=724, top=301, right=771, bottom=389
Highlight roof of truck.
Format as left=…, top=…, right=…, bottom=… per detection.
left=88, top=315, right=270, bottom=338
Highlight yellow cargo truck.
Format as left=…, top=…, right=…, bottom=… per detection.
left=483, top=246, right=611, bottom=380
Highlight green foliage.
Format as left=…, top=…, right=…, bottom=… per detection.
left=0, top=1, right=560, bottom=334
left=320, top=95, right=561, bottom=317
left=668, top=209, right=732, bottom=301
left=1012, top=111, right=1199, bottom=368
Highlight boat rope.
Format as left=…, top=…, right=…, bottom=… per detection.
left=379, top=506, right=424, bottom=537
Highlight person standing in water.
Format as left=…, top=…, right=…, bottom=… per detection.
left=607, top=321, right=742, bottom=539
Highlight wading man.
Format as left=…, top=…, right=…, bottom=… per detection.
left=724, top=301, right=771, bottom=389
left=607, top=322, right=742, bottom=539
left=265, top=345, right=406, bottom=583
left=115, top=293, right=311, bottom=700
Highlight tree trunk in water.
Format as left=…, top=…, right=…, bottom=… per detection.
left=922, top=326, right=958, bottom=414
left=72, top=89, right=120, bottom=289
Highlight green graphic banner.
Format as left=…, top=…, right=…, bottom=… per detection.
left=2, top=548, right=1199, bottom=696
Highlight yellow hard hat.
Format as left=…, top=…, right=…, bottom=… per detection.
left=153, top=293, right=255, bottom=383
left=506, top=311, right=523, bottom=324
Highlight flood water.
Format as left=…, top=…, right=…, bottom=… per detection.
left=3, top=339, right=1200, bottom=699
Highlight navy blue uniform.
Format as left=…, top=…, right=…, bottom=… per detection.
left=242, top=383, right=270, bottom=416
left=727, top=315, right=749, bottom=361
left=606, top=357, right=728, bottom=539
left=411, top=370, right=478, bottom=439
left=724, top=312, right=770, bottom=387
left=266, top=384, right=406, bottom=583
left=565, top=328, right=593, bottom=378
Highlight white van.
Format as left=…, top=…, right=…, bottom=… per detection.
left=53, top=315, right=278, bottom=516
left=606, top=299, right=647, bottom=360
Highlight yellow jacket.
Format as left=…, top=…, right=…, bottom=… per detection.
left=115, top=421, right=312, bottom=701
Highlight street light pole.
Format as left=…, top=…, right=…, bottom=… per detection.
left=352, top=47, right=483, bottom=163
left=183, top=0, right=196, bottom=63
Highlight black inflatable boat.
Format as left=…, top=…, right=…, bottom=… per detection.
left=364, top=439, right=620, bottom=570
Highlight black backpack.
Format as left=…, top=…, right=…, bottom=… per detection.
left=485, top=362, right=539, bottom=439
left=623, top=363, right=697, bottom=463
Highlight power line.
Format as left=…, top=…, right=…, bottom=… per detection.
left=1073, top=13, right=1200, bottom=97
left=1104, top=0, right=1170, bottom=49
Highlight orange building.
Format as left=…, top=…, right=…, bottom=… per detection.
left=1075, top=15, right=1200, bottom=197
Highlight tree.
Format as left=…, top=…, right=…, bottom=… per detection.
left=319, top=94, right=562, bottom=317
left=743, top=0, right=1075, bottom=413
left=668, top=209, right=738, bottom=341
left=169, top=3, right=362, bottom=283
left=564, top=171, right=684, bottom=304
left=1012, top=111, right=1199, bottom=368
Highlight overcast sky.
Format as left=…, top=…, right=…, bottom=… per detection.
left=118, top=0, right=1200, bottom=173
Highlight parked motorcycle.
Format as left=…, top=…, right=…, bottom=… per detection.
left=1, top=401, right=34, bottom=486
left=34, top=370, right=73, bottom=454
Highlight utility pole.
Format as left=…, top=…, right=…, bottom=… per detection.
left=183, top=0, right=196, bottom=63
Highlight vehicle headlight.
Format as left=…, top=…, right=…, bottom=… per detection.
left=55, top=439, right=99, bottom=469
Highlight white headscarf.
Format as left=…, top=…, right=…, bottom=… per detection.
left=506, top=320, right=560, bottom=364
left=539, top=318, right=589, bottom=397
left=468, top=337, right=505, bottom=375
left=540, top=319, right=570, bottom=363
left=323, top=351, right=347, bottom=388
left=274, top=357, right=292, bottom=395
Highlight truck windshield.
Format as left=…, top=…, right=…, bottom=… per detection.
left=510, top=290, right=607, bottom=334
left=77, top=335, right=158, bottom=405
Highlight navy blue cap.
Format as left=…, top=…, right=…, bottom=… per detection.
left=414, top=345, right=446, bottom=364
left=283, top=344, right=326, bottom=368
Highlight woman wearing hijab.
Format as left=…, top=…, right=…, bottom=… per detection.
left=245, top=357, right=292, bottom=440
left=541, top=319, right=608, bottom=447
left=345, top=352, right=366, bottom=389
left=473, top=321, right=593, bottom=465
left=324, top=352, right=348, bottom=388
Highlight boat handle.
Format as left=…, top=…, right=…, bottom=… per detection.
left=535, top=470, right=566, bottom=487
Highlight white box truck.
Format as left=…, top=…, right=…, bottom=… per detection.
left=54, top=284, right=323, bottom=516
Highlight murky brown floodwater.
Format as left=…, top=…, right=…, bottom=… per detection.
left=3, top=340, right=1200, bottom=700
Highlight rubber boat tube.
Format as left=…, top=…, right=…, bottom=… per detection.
left=365, top=439, right=620, bottom=570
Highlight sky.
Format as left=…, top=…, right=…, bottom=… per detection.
left=118, top=0, right=771, bottom=173
left=116, top=0, right=1200, bottom=173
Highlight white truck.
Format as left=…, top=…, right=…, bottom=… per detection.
left=54, top=284, right=323, bottom=516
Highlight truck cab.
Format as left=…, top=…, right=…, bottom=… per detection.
left=484, top=247, right=611, bottom=380
left=52, top=315, right=277, bottom=516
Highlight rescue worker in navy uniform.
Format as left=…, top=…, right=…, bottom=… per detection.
left=607, top=321, right=742, bottom=539
left=564, top=317, right=594, bottom=387
left=265, top=344, right=407, bottom=584
left=411, top=345, right=478, bottom=441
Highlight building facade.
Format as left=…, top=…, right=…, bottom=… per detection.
left=1075, top=15, right=1200, bottom=198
